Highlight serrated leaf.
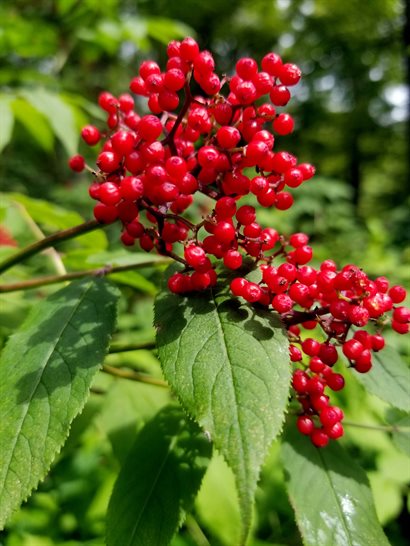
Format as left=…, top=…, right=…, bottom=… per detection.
left=155, top=268, right=290, bottom=543
left=106, top=405, right=212, bottom=546
left=0, top=278, right=119, bottom=529
left=11, top=97, right=54, bottom=151
left=281, top=427, right=390, bottom=546
left=20, top=88, right=78, bottom=155
left=0, top=95, right=14, bottom=152
left=352, top=345, right=410, bottom=412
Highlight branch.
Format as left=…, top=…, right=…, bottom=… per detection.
left=102, top=364, right=168, bottom=388
left=281, top=306, right=330, bottom=327
left=343, top=421, right=410, bottom=433
left=0, top=219, right=103, bottom=275
left=0, top=258, right=171, bottom=292
left=109, top=340, right=156, bottom=353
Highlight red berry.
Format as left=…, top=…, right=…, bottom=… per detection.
left=223, top=249, right=242, bottom=270
left=279, top=63, right=302, bottom=86
left=231, top=277, right=247, bottom=297
left=180, top=37, right=200, bottom=61
left=310, top=428, right=329, bottom=448
left=343, top=339, right=364, bottom=361
left=297, top=416, right=314, bottom=435
left=93, top=203, right=118, bottom=224
left=81, top=125, right=101, bottom=146
left=389, top=285, right=406, bottom=303
left=69, top=154, right=85, bottom=172
left=273, top=113, right=295, bottom=135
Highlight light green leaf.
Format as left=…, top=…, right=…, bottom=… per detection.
left=0, top=278, right=119, bottom=529
left=281, top=427, right=390, bottom=546
left=20, top=88, right=79, bottom=155
left=0, top=95, right=14, bottom=152
left=109, top=271, right=157, bottom=295
left=155, top=267, right=290, bottom=543
left=7, top=193, right=108, bottom=250
left=195, top=452, right=241, bottom=546
left=106, top=405, right=212, bottom=546
left=145, top=18, right=195, bottom=44
left=352, top=345, right=410, bottom=412
left=11, top=97, right=54, bottom=151
left=97, top=379, right=169, bottom=463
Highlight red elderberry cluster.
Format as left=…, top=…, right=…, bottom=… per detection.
left=69, top=37, right=409, bottom=447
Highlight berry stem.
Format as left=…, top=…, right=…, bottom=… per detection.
left=281, top=306, right=331, bottom=326
left=162, top=78, right=193, bottom=154
left=0, top=257, right=171, bottom=292
left=0, top=219, right=104, bottom=275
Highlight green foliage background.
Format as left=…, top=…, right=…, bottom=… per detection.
left=0, top=0, right=409, bottom=545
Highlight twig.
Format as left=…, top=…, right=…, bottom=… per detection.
left=343, top=421, right=410, bottom=433
left=0, top=258, right=171, bottom=292
left=0, top=219, right=103, bottom=275
left=109, top=340, right=156, bottom=353
left=101, top=364, right=168, bottom=388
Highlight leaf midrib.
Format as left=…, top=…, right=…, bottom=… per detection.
left=317, top=449, right=354, bottom=546
left=127, top=435, right=177, bottom=546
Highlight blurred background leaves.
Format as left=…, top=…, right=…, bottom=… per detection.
left=0, top=0, right=409, bottom=545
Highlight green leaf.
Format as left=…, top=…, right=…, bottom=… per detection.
left=106, top=405, right=212, bottom=546
left=145, top=18, right=195, bottom=44
left=0, top=278, right=119, bottom=529
left=385, top=409, right=410, bottom=457
left=11, top=97, right=54, bottom=151
left=155, top=268, right=290, bottom=542
left=7, top=193, right=108, bottom=250
left=20, top=88, right=78, bottom=155
left=195, top=452, right=241, bottom=546
left=109, top=271, right=158, bottom=295
left=0, top=95, right=14, bottom=152
left=97, top=379, right=170, bottom=463
left=281, top=427, right=390, bottom=546
left=352, top=345, right=410, bottom=412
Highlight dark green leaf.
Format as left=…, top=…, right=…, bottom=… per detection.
left=281, top=427, right=390, bottom=546
left=0, top=278, right=119, bottom=529
left=106, top=405, right=212, bottom=546
left=352, top=346, right=410, bottom=412
left=155, top=268, right=290, bottom=542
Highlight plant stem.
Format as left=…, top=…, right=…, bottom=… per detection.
left=109, top=340, right=156, bottom=353
left=343, top=421, right=410, bottom=433
left=0, top=219, right=103, bottom=275
left=101, top=364, right=168, bottom=388
left=0, top=258, right=171, bottom=292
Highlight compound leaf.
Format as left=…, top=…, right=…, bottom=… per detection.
left=0, top=278, right=119, bottom=529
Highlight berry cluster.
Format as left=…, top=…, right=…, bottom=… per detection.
left=69, top=37, right=409, bottom=447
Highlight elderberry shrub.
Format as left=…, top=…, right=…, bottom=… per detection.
left=69, top=36, right=409, bottom=448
